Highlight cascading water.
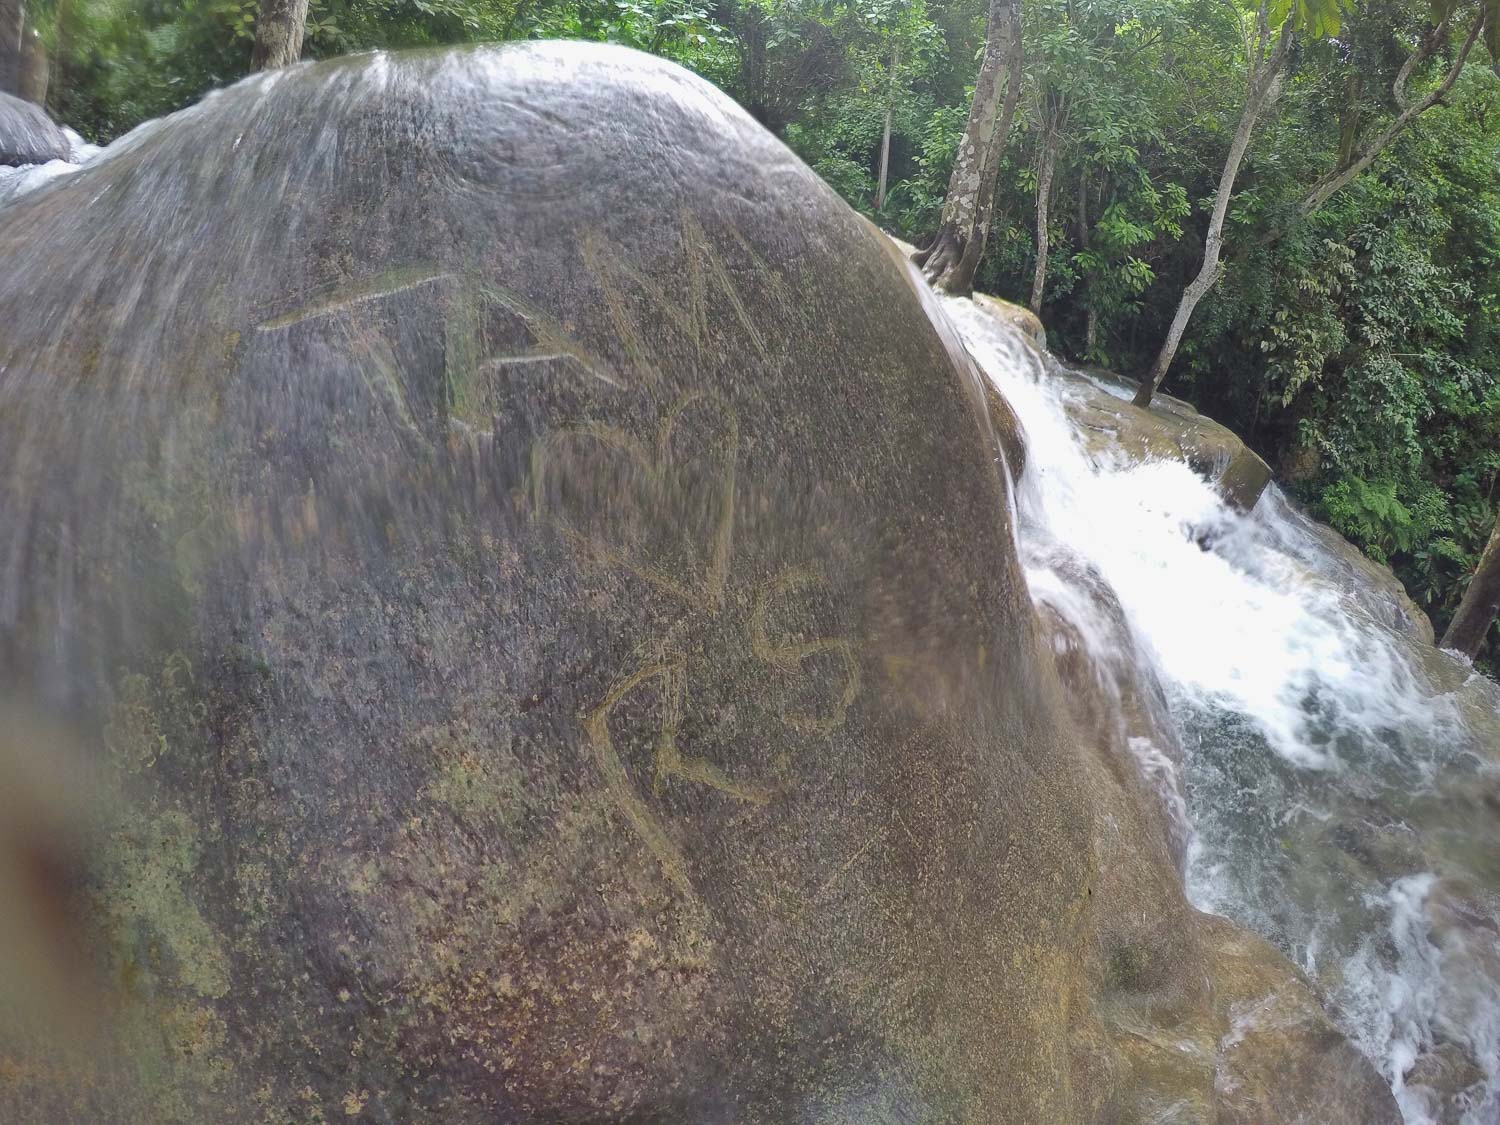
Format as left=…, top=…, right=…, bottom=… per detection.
left=944, top=293, right=1500, bottom=1124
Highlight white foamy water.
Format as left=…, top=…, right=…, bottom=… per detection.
left=942, top=293, right=1500, bottom=1123
left=0, top=125, right=104, bottom=209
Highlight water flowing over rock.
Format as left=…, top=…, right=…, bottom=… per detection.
left=946, top=289, right=1500, bottom=1125
left=1062, top=370, right=1273, bottom=513
left=0, top=44, right=1399, bottom=1122
left=915, top=281, right=1275, bottom=515
left=0, top=88, right=68, bottom=165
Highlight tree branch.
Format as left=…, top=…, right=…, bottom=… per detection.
left=1394, top=12, right=1452, bottom=110
left=1297, top=10, right=1483, bottom=217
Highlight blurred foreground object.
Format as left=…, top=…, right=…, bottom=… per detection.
left=0, top=706, right=107, bottom=1045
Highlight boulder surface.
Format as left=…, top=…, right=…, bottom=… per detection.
left=0, top=88, right=68, bottom=165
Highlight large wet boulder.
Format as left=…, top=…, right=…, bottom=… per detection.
left=0, top=43, right=1396, bottom=1123
left=0, top=89, right=68, bottom=165
left=973, top=293, right=1047, bottom=353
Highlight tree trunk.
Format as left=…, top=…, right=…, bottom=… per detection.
left=1077, top=171, right=1097, bottom=354
left=1296, top=12, right=1483, bottom=219
left=912, top=0, right=1022, bottom=295
left=1029, top=110, right=1060, bottom=314
left=875, top=43, right=900, bottom=212
left=19, top=24, right=45, bottom=104
left=251, top=0, right=310, bottom=71
left=42, top=0, right=75, bottom=120
left=1133, top=23, right=1289, bottom=409
left=1441, top=512, right=1500, bottom=659
left=1335, top=71, right=1361, bottom=170
left=0, top=0, right=22, bottom=97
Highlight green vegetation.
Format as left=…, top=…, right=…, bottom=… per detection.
left=16, top=0, right=1500, bottom=666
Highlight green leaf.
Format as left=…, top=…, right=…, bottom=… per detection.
left=1294, top=0, right=1344, bottom=38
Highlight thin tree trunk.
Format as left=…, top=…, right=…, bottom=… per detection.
left=0, top=0, right=21, bottom=96
left=1296, top=12, right=1483, bottom=218
left=876, top=105, right=893, bottom=209
left=1335, top=71, right=1362, bottom=169
left=43, top=0, right=72, bottom=119
left=251, top=0, right=310, bottom=71
left=19, top=23, right=45, bottom=104
left=1133, top=21, right=1290, bottom=409
left=1029, top=108, right=1060, bottom=313
left=876, top=42, right=900, bottom=212
left=1077, top=171, right=1098, bottom=354
left=912, top=0, right=1022, bottom=295
left=1442, top=512, right=1500, bottom=659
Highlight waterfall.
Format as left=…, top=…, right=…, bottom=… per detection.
left=944, top=293, right=1500, bottom=1124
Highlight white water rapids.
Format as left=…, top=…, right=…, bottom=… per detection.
left=944, top=294, right=1500, bottom=1124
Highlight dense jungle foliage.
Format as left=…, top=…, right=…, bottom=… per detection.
left=22, top=0, right=1500, bottom=665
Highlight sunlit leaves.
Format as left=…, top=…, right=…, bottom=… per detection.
left=1263, top=0, right=1346, bottom=37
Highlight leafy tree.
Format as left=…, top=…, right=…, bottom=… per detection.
left=868, top=0, right=942, bottom=210
left=1132, top=0, right=1307, bottom=408
left=912, top=0, right=1022, bottom=293
left=1285, top=0, right=1493, bottom=224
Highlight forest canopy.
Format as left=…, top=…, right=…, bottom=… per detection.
left=17, top=0, right=1500, bottom=665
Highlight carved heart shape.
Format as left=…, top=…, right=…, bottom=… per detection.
left=531, top=393, right=739, bottom=609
